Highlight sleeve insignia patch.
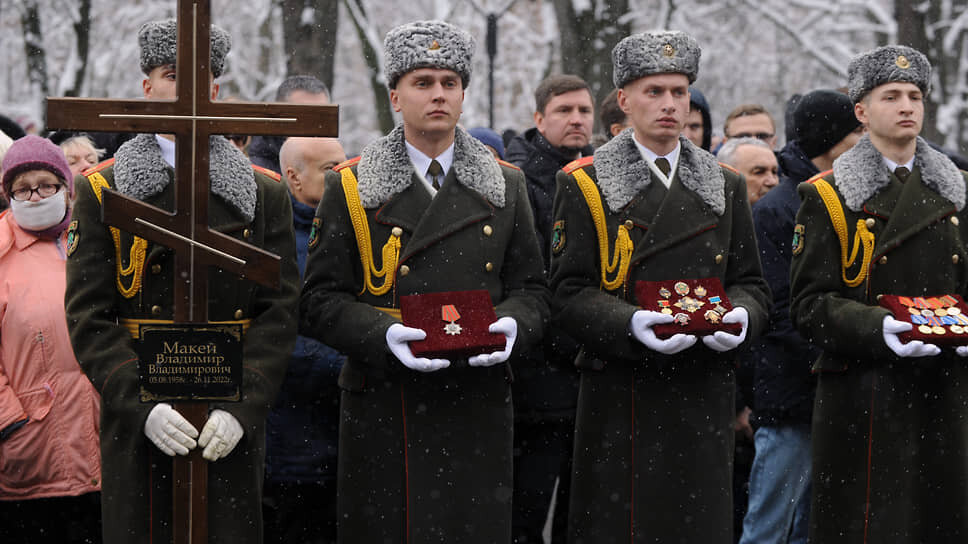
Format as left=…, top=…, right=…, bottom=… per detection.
left=66, top=220, right=79, bottom=256
left=792, top=223, right=805, bottom=256
left=308, top=217, right=322, bottom=250
left=552, top=220, right=566, bottom=255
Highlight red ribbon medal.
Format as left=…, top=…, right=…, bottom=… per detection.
left=442, top=304, right=462, bottom=335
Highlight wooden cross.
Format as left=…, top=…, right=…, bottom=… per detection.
left=46, top=1, right=337, bottom=542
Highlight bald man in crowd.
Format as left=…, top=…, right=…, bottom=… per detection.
left=263, top=136, right=348, bottom=543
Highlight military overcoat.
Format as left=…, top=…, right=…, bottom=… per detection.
left=550, top=130, right=770, bottom=543
left=790, top=135, right=968, bottom=543
left=65, top=134, right=299, bottom=544
left=299, top=126, right=549, bottom=543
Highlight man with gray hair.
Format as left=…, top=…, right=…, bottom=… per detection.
left=791, top=45, right=968, bottom=542
left=718, top=136, right=779, bottom=204
left=551, top=30, right=769, bottom=542
left=299, top=20, right=548, bottom=543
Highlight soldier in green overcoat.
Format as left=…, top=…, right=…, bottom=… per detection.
left=299, top=20, right=548, bottom=543
left=790, top=45, right=968, bottom=542
left=549, top=30, right=770, bottom=543
left=64, top=19, right=299, bottom=543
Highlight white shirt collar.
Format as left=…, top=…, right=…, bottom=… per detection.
left=631, top=135, right=680, bottom=189
left=156, top=134, right=176, bottom=169
left=405, top=140, right=455, bottom=195
left=882, top=155, right=915, bottom=175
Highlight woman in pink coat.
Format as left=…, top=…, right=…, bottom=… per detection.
left=0, top=135, right=101, bottom=542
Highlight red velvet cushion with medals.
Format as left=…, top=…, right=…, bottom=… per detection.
left=878, top=294, right=968, bottom=346
left=400, top=290, right=507, bottom=359
left=635, top=278, right=743, bottom=340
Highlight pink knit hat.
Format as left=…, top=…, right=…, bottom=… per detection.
left=1, top=135, right=75, bottom=199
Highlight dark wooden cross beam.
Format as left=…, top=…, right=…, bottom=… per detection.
left=46, top=1, right=338, bottom=542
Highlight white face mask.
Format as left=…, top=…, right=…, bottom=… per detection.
left=9, top=189, right=68, bottom=231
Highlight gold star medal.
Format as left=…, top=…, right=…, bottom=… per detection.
left=441, top=304, right=462, bottom=335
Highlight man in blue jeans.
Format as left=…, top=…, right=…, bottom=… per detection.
left=741, top=88, right=862, bottom=543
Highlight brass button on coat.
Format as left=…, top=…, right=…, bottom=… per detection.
left=392, top=227, right=403, bottom=237
left=234, top=309, right=244, bottom=320
left=954, top=254, right=961, bottom=264
left=865, top=218, right=876, bottom=229
left=624, top=220, right=634, bottom=230
left=151, top=264, right=162, bottom=274
left=243, top=228, right=251, bottom=239
left=485, top=262, right=494, bottom=272
left=399, top=265, right=410, bottom=276
left=952, top=216, right=960, bottom=226
left=151, top=305, right=162, bottom=316
left=879, top=256, right=888, bottom=265
left=715, top=254, right=724, bottom=264
left=483, top=225, right=493, bottom=236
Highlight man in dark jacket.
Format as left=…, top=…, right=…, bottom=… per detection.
left=741, top=89, right=861, bottom=544
left=505, top=73, right=594, bottom=543
left=263, top=136, right=347, bottom=544
left=248, top=75, right=330, bottom=174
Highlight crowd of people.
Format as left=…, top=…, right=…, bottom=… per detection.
left=1, top=14, right=966, bottom=544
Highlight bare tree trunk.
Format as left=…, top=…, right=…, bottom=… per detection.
left=280, top=0, right=339, bottom=91
left=343, top=0, right=394, bottom=134
left=65, top=0, right=92, bottom=97
left=552, top=0, right=630, bottom=131
left=20, top=0, right=50, bottom=100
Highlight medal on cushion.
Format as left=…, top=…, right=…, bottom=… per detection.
left=673, top=312, right=690, bottom=326
left=674, top=296, right=704, bottom=313
left=657, top=299, right=673, bottom=315
left=442, top=304, right=462, bottom=335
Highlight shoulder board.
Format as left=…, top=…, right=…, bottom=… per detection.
left=335, top=156, right=361, bottom=172
left=84, top=158, right=115, bottom=176
left=252, top=164, right=282, bottom=182
left=805, top=169, right=833, bottom=184
left=718, top=162, right=739, bottom=175
left=497, top=158, right=520, bottom=171
left=563, top=156, right=595, bottom=174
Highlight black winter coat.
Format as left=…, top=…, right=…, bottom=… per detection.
left=748, top=141, right=820, bottom=426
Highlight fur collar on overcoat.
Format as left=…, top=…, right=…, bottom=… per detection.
left=593, top=128, right=726, bottom=215
left=113, top=133, right=257, bottom=222
left=832, top=134, right=965, bottom=211
left=355, top=124, right=506, bottom=208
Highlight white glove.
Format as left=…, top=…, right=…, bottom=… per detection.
left=956, top=346, right=968, bottom=357
left=144, top=403, right=198, bottom=456
left=469, top=317, right=518, bottom=367
left=197, top=409, right=244, bottom=461
left=629, top=310, right=697, bottom=355
left=386, top=323, right=451, bottom=372
left=702, top=307, right=749, bottom=352
left=883, top=315, right=940, bottom=358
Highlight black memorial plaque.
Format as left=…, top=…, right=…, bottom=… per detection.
left=138, top=323, right=243, bottom=402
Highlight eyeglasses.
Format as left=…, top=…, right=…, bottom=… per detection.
left=10, top=183, right=64, bottom=202
left=729, top=132, right=774, bottom=141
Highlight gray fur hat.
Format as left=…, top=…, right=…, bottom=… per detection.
left=847, top=45, right=931, bottom=103
left=383, top=20, right=475, bottom=88
left=138, top=18, right=231, bottom=78
left=612, top=30, right=700, bottom=88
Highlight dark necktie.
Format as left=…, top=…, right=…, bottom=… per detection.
left=894, top=166, right=910, bottom=182
left=654, top=157, right=671, bottom=178
left=427, top=159, right=444, bottom=190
